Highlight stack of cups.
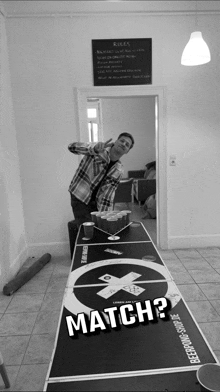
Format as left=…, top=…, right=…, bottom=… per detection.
left=90, top=209, right=132, bottom=235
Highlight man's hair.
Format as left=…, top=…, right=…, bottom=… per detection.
left=117, top=132, right=135, bottom=149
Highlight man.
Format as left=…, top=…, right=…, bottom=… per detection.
left=68, top=132, right=134, bottom=228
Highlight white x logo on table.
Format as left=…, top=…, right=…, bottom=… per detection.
left=97, top=272, right=145, bottom=299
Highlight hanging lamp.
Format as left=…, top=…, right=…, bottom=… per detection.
left=181, top=1, right=211, bottom=66
left=181, top=31, right=211, bottom=66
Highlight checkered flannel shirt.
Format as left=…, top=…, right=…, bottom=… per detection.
left=68, top=142, right=124, bottom=211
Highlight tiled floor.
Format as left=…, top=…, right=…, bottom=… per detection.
left=1, top=203, right=220, bottom=391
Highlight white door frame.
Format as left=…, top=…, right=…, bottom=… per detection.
left=74, top=85, right=168, bottom=249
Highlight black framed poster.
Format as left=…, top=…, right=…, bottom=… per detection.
left=92, top=38, right=152, bottom=86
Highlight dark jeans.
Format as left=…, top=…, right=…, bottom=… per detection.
left=70, top=194, right=97, bottom=228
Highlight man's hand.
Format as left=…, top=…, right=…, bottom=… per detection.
left=94, top=138, right=114, bottom=153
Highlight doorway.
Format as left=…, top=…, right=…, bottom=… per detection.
left=74, top=86, right=167, bottom=249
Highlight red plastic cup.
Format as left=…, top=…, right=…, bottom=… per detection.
left=116, top=214, right=123, bottom=230
left=122, top=210, right=132, bottom=225
left=196, top=363, right=220, bottom=392
left=106, top=213, right=116, bottom=219
left=107, top=218, right=118, bottom=234
left=83, top=222, right=95, bottom=239
left=119, top=212, right=127, bottom=227
left=96, top=212, right=106, bottom=229
left=90, top=211, right=99, bottom=226
left=101, top=216, right=108, bottom=232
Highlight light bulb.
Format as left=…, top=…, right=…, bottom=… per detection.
left=181, top=31, right=211, bottom=66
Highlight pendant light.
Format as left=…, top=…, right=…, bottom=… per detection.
left=181, top=31, right=211, bottom=66
left=181, top=2, right=211, bottom=66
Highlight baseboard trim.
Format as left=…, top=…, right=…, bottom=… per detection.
left=10, top=245, right=29, bottom=270
left=0, top=245, right=29, bottom=291
left=168, top=234, right=220, bottom=249
left=28, top=241, right=70, bottom=259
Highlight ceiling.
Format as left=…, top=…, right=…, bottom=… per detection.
left=2, top=1, right=220, bottom=17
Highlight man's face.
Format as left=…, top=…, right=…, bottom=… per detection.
left=114, top=136, right=133, bottom=155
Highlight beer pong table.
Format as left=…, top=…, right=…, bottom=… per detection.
left=44, top=222, right=218, bottom=391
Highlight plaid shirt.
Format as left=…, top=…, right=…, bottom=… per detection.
left=68, top=142, right=124, bottom=211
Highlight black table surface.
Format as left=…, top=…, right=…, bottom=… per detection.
left=44, top=222, right=218, bottom=392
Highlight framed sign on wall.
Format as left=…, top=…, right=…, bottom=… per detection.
left=92, top=38, right=152, bottom=86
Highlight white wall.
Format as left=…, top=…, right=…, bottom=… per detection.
left=2, top=0, right=220, bottom=254
left=101, top=97, right=155, bottom=177
left=0, top=4, right=27, bottom=290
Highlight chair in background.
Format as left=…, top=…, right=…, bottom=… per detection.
left=127, top=170, right=146, bottom=179
left=133, top=178, right=156, bottom=206
left=113, top=178, right=134, bottom=209
left=128, top=165, right=156, bottom=206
